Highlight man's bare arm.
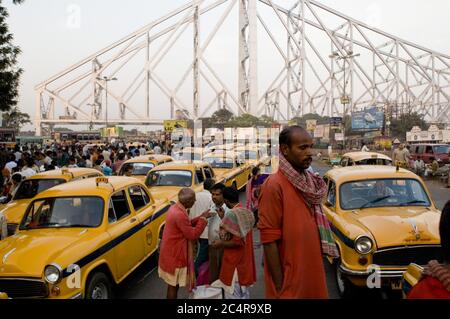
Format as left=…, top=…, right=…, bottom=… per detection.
left=263, top=241, right=284, bottom=293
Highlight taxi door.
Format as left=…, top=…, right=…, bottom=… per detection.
left=127, top=185, right=160, bottom=257
left=107, top=190, right=145, bottom=280
left=235, top=160, right=251, bottom=190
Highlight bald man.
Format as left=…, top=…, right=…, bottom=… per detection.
left=158, top=188, right=213, bottom=299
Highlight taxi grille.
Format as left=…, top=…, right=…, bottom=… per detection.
left=373, top=245, right=443, bottom=267
left=0, top=279, right=48, bottom=299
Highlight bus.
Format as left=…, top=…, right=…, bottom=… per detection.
left=0, top=128, right=17, bottom=149
left=53, top=131, right=102, bottom=144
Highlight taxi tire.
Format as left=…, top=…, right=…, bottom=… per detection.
left=334, top=260, right=357, bottom=299
left=85, top=272, right=113, bottom=300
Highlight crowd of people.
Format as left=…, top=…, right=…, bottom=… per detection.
left=0, top=140, right=169, bottom=203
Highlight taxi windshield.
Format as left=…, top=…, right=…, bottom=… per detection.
left=355, top=158, right=392, bottom=165
left=203, top=157, right=234, bottom=169
left=13, top=179, right=66, bottom=200
left=20, top=196, right=104, bottom=230
left=146, top=170, right=192, bottom=187
left=339, top=179, right=431, bottom=210
left=176, top=152, right=202, bottom=161
left=119, top=163, right=155, bottom=176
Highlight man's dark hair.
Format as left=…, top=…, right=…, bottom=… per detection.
left=252, top=166, right=260, bottom=176
left=211, top=183, right=226, bottom=192
left=440, top=200, right=450, bottom=263
left=279, top=125, right=307, bottom=147
left=223, top=187, right=239, bottom=204
left=203, top=178, right=216, bottom=191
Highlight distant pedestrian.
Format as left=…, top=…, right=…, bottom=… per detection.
left=361, top=143, right=369, bottom=152
left=245, top=166, right=269, bottom=227
left=258, top=126, right=338, bottom=299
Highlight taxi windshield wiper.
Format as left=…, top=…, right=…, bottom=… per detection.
left=399, top=200, right=427, bottom=206
left=359, top=195, right=392, bottom=209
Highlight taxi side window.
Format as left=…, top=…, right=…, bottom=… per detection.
left=128, top=185, right=151, bottom=211
left=109, top=191, right=131, bottom=222
left=204, top=167, right=213, bottom=179
left=327, top=181, right=336, bottom=207
left=196, top=169, right=205, bottom=183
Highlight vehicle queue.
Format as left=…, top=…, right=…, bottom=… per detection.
left=0, top=138, right=447, bottom=299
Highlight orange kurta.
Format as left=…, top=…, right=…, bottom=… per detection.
left=258, top=171, right=328, bottom=299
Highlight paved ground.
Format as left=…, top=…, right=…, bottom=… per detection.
left=116, top=160, right=449, bottom=299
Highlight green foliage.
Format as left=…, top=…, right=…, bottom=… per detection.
left=3, top=106, right=31, bottom=130
left=0, top=0, right=24, bottom=111
left=389, top=112, right=427, bottom=138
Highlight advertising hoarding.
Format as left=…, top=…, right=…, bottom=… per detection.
left=351, top=108, right=384, bottom=130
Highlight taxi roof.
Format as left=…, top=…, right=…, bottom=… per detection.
left=150, top=160, right=210, bottom=171
left=342, top=152, right=392, bottom=162
left=28, top=168, right=102, bottom=180
left=326, top=165, right=418, bottom=183
left=33, top=176, right=143, bottom=200
left=124, top=155, right=173, bottom=164
left=203, top=151, right=239, bottom=158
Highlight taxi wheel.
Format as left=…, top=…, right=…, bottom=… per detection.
left=86, top=272, right=113, bottom=300
left=335, top=260, right=356, bottom=299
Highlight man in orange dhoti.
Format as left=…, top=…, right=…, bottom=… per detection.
left=258, top=126, right=339, bottom=299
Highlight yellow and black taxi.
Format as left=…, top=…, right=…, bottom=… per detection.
left=145, top=161, right=218, bottom=202
left=339, top=152, right=392, bottom=167
left=0, top=168, right=103, bottom=238
left=172, top=147, right=205, bottom=162
left=0, top=176, right=171, bottom=299
left=322, top=166, right=441, bottom=297
left=202, top=151, right=252, bottom=190
left=233, top=144, right=271, bottom=168
left=118, top=155, right=173, bottom=182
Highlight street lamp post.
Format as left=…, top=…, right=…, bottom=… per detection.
left=96, top=76, right=118, bottom=131
left=329, top=51, right=360, bottom=151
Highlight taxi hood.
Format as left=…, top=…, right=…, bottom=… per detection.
left=1, top=200, right=31, bottom=225
left=0, top=229, right=92, bottom=278
left=344, top=207, right=441, bottom=248
left=148, top=186, right=181, bottom=203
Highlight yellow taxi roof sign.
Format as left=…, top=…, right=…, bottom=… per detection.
left=96, top=177, right=109, bottom=186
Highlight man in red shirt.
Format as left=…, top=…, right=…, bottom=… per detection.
left=408, top=200, right=450, bottom=299
left=158, top=188, right=213, bottom=299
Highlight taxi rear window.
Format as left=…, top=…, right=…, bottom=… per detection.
left=13, top=179, right=66, bottom=200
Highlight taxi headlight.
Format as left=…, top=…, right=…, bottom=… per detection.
left=354, top=236, right=373, bottom=255
left=44, top=264, right=62, bottom=284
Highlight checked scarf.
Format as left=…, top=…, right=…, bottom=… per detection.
left=279, top=153, right=339, bottom=258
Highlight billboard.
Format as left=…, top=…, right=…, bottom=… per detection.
left=314, top=125, right=325, bottom=138
left=163, top=120, right=188, bottom=132
left=306, top=120, right=317, bottom=132
left=351, top=108, right=384, bottom=130
left=330, top=117, right=343, bottom=128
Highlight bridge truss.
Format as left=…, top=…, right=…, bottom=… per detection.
left=35, top=0, right=450, bottom=135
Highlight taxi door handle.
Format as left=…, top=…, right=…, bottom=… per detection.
left=130, top=218, right=137, bottom=223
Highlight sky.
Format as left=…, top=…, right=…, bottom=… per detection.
left=4, top=0, right=450, bottom=132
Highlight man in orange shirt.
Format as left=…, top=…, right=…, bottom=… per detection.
left=158, top=188, right=213, bottom=299
left=258, top=126, right=339, bottom=299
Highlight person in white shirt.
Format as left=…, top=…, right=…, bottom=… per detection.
left=5, top=155, right=17, bottom=173
left=153, top=145, right=162, bottom=155
left=21, top=158, right=37, bottom=178
left=207, top=182, right=228, bottom=284
left=102, top=148, right=111, bottom=161
left=361, top=143, right=370, bottom=152
left=189, top=178, right=215, bottom=276
left=139, top=145, right=146, bottom=156
left=414, top=157, right=425, bottom=176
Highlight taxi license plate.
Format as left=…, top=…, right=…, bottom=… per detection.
left=391, top=281, right=402, bottom=290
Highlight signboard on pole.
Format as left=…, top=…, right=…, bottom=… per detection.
left=330, top=117, right=343, bottom=129
left=351, top=108, right=384, bottom=130
left=335, top=133, right=344, bottom=141
left=306, top=120, right=317, bottom=132
left=314, top=125, right=325, bottom=138
left=163, top=120, right=188, bottom=133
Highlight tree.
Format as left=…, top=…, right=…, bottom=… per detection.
left=3, top=106, right=31, bottom=130
left=389, top=112, right=427, bottom=139
left=0, top=0, right=24, bottom=112
left=211, top=109, right=233, bottom=127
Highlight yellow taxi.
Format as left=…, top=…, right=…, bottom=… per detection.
left=0, top=168, right=103, bottom=238
left=117, top=155, right=173, bottom=182
left=0, top=177, right=170, bottom=299
left=322, top=166, right=441, bottom=297
left=339, top=152, right=393, bottom=167
left=202, top=151, right=252, bottom=190
left=233, top=144, right=271, bottom=168
left=145, top=161, right=219, bottom=202
left=172, top=147, right=205, bottom=162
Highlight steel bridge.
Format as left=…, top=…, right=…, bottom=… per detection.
left=35, top=0, right=450, bottom=135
